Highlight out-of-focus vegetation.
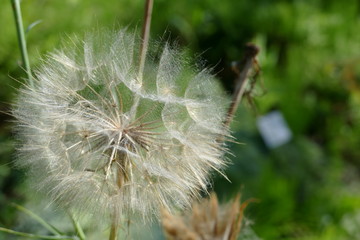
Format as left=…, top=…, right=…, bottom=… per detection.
left=1, top=0, right=360, bottom=239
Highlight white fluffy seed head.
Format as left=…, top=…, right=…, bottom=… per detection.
left=12, top=29, right=230, bottom=223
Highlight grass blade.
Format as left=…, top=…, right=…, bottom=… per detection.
left=68, top=213, right=86, bottom=240
left=11, top=203, right=63, bottom=236
left=0, top=227, right=77, bottom=240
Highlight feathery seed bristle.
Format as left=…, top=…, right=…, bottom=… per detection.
left=12, top=29, right=230, bottom=223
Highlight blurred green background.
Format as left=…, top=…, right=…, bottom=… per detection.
left=1, top=0, right=360, bottom=239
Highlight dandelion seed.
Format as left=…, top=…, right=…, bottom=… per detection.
left=12, top=29, right=230, bottom=223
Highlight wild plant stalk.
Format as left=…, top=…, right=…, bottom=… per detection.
left=224, top=44, right=260, bottom=128
left=11, top=0, right=33, bottom=86
left=109, top=224, right=118, bottom=240
left=109, top=1, right=154, bottom=239
left=138, top=0, right=154, bottom=78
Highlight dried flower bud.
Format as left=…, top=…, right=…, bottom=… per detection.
left=12, top=29, right=230, bottom=223
left=162, top=193, right=251, bottom=240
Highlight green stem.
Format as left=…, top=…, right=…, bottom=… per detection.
left=10, top=203, right=63, bottom=236
left=138, top=0, right=154, bottom=78
left=0, top=227, right=76, bottom=240
left=69, top=213, right=86, bottom=240
left=11, top=0, right=33, bottom=86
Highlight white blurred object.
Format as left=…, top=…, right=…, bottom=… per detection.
left=256, top=110, right=292, bottom=149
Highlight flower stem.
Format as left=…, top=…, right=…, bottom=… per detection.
left=224, top=43, right=260, bottom=128
left=108, top=164, right=125, bottom=240
left=109, top=2, right=155, bottom=238
left=11, top=0, right=33, bottom=87
left=109, top=221, right=118, bottom=240
left=138, top=0, right=154, bottom=78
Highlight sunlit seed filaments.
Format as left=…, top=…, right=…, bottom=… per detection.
left=12, top=29, right=230, bottom=222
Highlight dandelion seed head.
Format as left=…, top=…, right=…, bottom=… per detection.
left=12, top=29, right=230, bottom=223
